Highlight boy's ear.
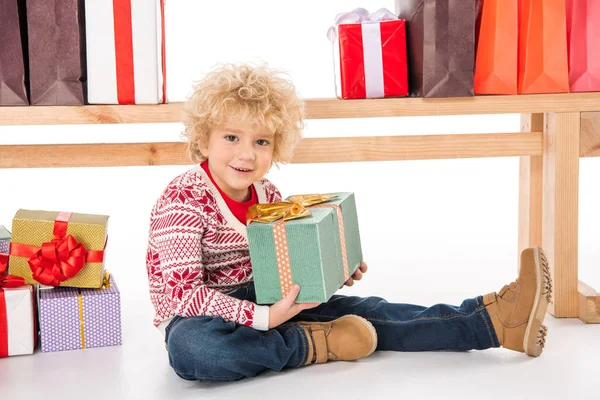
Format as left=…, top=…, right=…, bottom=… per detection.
left=198, top=138, right=209, bottom=157
left=199, top=144, right=208, bottom=157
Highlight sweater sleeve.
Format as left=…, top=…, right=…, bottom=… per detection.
left=152, top=195, right=267, bottom=330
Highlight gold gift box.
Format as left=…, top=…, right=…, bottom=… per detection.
left=8, top=209, right=109, bottom=288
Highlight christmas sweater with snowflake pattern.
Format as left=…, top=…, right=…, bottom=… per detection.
left=146, top=164, right=282, bottom=332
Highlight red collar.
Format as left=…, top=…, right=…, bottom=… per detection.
left=200, top=160, right=257, bottom=224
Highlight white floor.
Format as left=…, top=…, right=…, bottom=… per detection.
left=2, top=269, right=599, bottom=400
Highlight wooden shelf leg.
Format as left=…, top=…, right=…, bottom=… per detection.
left=518, top=114, right=544, bottom=262
left=578, top=281, right=600, bottom=323
left=543, top=112, right=580, bottom=318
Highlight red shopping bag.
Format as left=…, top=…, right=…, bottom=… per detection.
left=518, top=0, right=569, bottom=94
left=566, top=0, right=600, bottom=92
left=474, top=0, right=518, bottom=94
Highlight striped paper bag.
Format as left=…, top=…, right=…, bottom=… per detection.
left=84, top=0, right=167, bottom=104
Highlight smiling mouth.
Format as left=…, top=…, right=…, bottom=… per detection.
left=231, top=166, right=253, bottom=173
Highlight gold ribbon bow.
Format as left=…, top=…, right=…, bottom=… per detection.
left=246, top=194, right=336, bottom=224
left=287, top=194, right=337, bottom=207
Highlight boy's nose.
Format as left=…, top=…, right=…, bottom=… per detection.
left=237, top=144, right=256, bottom=161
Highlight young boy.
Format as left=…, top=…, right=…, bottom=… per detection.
left=146, top=63, right=553, bottom=382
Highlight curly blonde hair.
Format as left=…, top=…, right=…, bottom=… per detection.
left=182, top=63, right=305, bottom=167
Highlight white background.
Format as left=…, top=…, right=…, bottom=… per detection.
left=1, top=1, right=599, bottom=399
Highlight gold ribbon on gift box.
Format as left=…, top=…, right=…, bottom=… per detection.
left=77, top=271, right=112, bottom=349
left=247, top=194, right=350, bottom=298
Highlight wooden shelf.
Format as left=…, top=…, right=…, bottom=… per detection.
left=306, top=93, right=600, bottom=119
left=2, top=92, right=600, bottom=126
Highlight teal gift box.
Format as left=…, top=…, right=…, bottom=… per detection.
left=247, top=192, right=363, bottom=304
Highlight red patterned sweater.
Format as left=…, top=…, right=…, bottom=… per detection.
left=146, top=164, right=282, bottom=333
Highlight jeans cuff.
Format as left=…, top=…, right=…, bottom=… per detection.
left=279, top=323, right=310, bottom=368
left=477, top=296, right=501, bottom=348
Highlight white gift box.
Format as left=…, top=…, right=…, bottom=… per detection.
left=84, top=0, right=167, bottom=104
left=0, top=285, right=36, bottom=357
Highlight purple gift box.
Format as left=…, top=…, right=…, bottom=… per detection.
left=0, top=225, right=10, bottom=254
left=39, top=274, right=122, bottom=352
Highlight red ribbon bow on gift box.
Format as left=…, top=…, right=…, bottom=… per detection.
left=9, top=212, right=105, bottom=286
left=28, top=234, right=88, bottom=286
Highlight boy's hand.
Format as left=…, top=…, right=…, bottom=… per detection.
left=268, top=284, right=320, bottom=329
left=341, top=261, right=368, bottom=288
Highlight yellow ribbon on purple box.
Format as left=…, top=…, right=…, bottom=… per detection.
left=77, top=271, right=112, bottom=349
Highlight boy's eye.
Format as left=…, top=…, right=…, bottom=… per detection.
left=225, top=135, right=238, bottom=142
left=256, top=139, right=270, bottom=146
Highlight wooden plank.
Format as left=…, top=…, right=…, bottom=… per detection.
left=0, top=103, right=184, bottom=126
left=304, top=94, right=600, bottom=119
left=3, top=93, right=600, bottom=126
left=306, top=93, right=600, bottom=119
left=578, top=281, right=600, bottom=323
left=0, top=132, right=543, bottom=168
left=580, top=112, right=600, bottom=157
left=292, top=133, right=543, bottom=163
left=542, top=112, right=580, bottom=318
left=518, top=114, right=544, bottom=266
left=0, top=143, right=188, bottom=168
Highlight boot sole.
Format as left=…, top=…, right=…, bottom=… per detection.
left=341, top=314, right=378, bottom=357
left=522, top=246, right=553, bottom=357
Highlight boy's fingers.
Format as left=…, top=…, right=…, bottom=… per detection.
left=284, top=284, right=300, bottom=304
left=360, top=262, right=368, bottom=273
left=352, top=270, right=363, bottom=280
left=345, top=278, right=354, bottom=287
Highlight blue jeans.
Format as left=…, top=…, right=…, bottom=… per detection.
left=165, top=283, right=500, bottom=382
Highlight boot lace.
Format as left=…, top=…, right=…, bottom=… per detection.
left=539, top=251, right=553, bottom=302
left=537, top=324, right=548, bottom=349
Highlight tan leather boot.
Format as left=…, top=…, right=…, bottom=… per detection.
left=298, top=315, right=377, bottom=365
left=483, top=246, right=553, bottom=357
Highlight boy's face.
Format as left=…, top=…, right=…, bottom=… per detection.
left=200, top=121, right=275, bottom=202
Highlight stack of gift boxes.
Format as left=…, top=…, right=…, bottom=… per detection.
left=0, top=0, right=166, bottom=106
left=0, top=210, right=121, bottom=358
left=330, top=1, right=600, bottom=99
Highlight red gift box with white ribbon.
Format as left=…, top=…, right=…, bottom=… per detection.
left=329, top=8, right=409, bottom=99
left=84, top=0, right=167, bottom=104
